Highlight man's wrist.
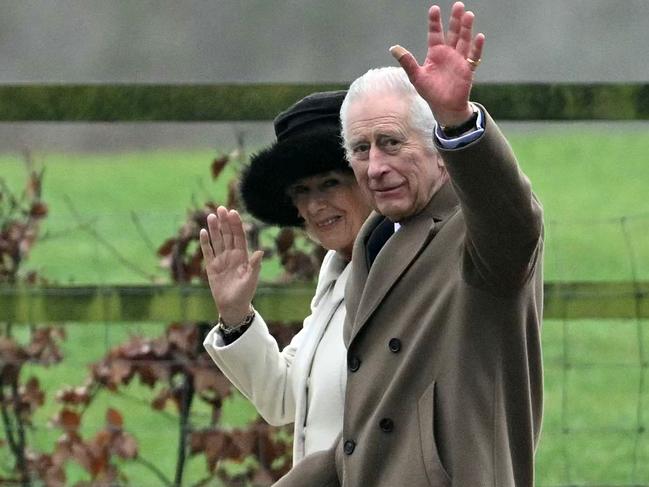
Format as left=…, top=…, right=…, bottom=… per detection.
left=434, top=104, right=474, bottom=129
left=440, top=106, right=479, bottom=138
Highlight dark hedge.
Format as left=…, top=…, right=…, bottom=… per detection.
left=0, top=83, right=647, bottom=121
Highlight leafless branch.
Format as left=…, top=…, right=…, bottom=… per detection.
left=62, top=194, right=158, bottom=282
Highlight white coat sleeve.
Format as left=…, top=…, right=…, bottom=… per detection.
left=203, top=310, right=309, bottom=426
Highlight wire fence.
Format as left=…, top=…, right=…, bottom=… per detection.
left=3, top=209, right=649, bottom=485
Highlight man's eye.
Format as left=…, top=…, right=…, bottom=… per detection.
left=383, top=138, right=402, bottom=151
left=352, top=143, right=370, bottom=154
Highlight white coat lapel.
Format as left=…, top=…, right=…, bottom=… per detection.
left=290, top=251, right=349, bottom=458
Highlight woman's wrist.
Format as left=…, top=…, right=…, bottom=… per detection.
left=218, top=304, right=255, bottom=331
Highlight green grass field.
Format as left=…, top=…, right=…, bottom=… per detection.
left=2, top=125, right=649, bottom=485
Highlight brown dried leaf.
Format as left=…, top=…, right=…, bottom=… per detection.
left=20, top=376, right=45, bottom=413
left=113, top=432, right=138, bottom=459
left=151, top=389, right=172, bottom=411
left=228, top=429, right=256, bottom=459
left=56, top=409, right=81, bottom=432
left=202, top=431, right=230, bottom=471
left=156, top=238, right=177, bottom=257
left=27, top=326, right=64, bottom=365
left=281, top=251, right=317, bottom=281
left=108, top=359, right=133, bottom=386
left=168, top=323, right=197, bottom=353
left=211, top=155, right=229, bottom=180
left=43, top=465, right=66, bottom=487
left=30, top=201, right=48, bottom=218
left=56, top=385, right=92, bottom=406
left=135, top=361, right=169, bottom=387
left=106, top=408, right=123, bottom=430
left=151, top=336, right=170, bottom=357
left=275, top=228, right=295, bottom=254
left=226, top=178, right=240, bottom=210
left=192, top=366, right=232, bottom=398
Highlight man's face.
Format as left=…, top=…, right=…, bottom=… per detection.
left=346, top=92, right=445, bottom=221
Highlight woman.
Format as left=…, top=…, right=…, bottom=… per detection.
left=200, top=91, right=372, bottom=464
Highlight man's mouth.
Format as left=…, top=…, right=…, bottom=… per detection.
left=373, top=184, right=402, bottom=196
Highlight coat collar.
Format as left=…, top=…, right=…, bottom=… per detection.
left=344, top=181, right=460, bottom=346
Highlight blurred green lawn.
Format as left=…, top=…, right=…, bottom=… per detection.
left=3, top=125, right=649, bottom=485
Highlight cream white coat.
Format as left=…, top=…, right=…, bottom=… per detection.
left=203, top=250, right=348, bottom=464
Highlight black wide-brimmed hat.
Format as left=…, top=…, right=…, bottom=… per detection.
left=240, top=90, right=350, bottom=227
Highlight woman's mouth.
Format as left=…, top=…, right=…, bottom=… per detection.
left=316, top=216, right=342, bottom=228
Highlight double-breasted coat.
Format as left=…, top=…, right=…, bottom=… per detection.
left=274, top=107, right=544, bottom=486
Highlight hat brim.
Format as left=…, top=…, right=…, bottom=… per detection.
left=240, top=126, right=351, bottom=227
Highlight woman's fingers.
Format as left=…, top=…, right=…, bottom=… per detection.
left=248, top=249, right=264, bottom=283
left=228, top=209, right=249, bottom=259
left=199, top=228, right=214, bottom=262
left=206, top=212, right=223, bottom=255
left=217, top=206, right=234, bottom=250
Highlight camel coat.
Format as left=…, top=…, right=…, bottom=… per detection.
left=274, top=107, right=544, bottom=486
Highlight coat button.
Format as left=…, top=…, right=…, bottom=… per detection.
left=343, top=440, right=356, bottom=455
left=379, top=418, right=394, bottom=433
left=348, top=356, right=361, bottom=372
left=388, top=338, right=401, bottom=353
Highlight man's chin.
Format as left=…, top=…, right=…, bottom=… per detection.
left=376, top=204, right=405, bottom=222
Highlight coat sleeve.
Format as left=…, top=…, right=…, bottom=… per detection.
left=436, top=104, right=544, bottom=293
left=272, top=435, right=341, bottom=487
left=203, top=310, right=307, bottom=426
left=203, top=250, right=339, bottom=426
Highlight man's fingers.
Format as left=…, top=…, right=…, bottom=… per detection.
left=455, top=10, right=475, bottom=59
left=228, top=209, right=249, bottom=259
left=390, top=45, right=420, bottom=81
left=427, top=5, right=445, bottom=48
left=199, top=228, right=214, bottom=262
left=468, top=33, right=485, bottom=68
left=446, top=2, right=465, bottom=48
left=206, top=213, right=223, bottom=255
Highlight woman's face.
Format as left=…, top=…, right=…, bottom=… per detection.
left=287, top=171, right=372, bottom=260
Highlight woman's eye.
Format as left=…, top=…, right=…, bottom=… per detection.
left=288, top=186, right=308, bottom=199
left=322, top=178, right=340, bottom=189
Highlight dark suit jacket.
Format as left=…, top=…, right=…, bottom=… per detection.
left=275, top=107, right=544, bottom=486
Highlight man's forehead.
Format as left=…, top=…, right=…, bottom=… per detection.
left=347, top=93, right=411, bottom=134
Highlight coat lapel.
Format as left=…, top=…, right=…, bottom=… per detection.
left=346, top=182, right=460, bottom=345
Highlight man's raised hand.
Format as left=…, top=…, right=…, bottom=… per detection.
left=390, top=2, right=485, bottom=127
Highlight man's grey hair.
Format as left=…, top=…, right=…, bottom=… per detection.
left=340, top=66, right=437, bottom=159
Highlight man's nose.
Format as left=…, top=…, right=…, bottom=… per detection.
left=367, top=148, right=389, bottom=179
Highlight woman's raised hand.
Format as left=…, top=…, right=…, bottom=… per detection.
left=199, top=206, right=264, bottom=325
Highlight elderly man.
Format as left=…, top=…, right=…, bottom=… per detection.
left=275, top=2, right=543, bottom=486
